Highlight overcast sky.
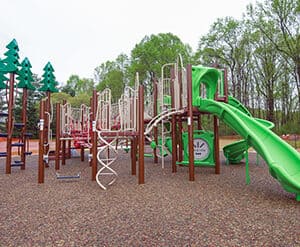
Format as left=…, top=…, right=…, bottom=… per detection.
left=0, top=0, right=256, bottom=84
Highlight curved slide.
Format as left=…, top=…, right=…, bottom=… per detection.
left=197, top=98, right=300, bottom=201
left=223, top=96, right=275, bottom=164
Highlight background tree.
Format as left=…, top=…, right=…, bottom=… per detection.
left=94, top=54, right=130, bottom=102
left=195, top=17, right=252, bottom=104
left=247, top=0, right=300, bottom=108
left=62, top=74, right=94, bottom=96
left=129, top=33, right=193, bottom=84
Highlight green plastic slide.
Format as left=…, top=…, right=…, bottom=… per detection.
left=191, top=65, right=300, bottom=200
left=223, top=96, right=275, bottom=164
left=197, top=98, right=300, bottom=201
left=223, top=139, right=248, bottom=164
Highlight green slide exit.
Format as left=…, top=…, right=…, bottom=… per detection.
left=197, top=98, right=300, bottom=201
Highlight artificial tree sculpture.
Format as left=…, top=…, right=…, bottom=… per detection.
left=0, top=59, right=8, bottom=89
left=16, top=57, right=36, bottom=169
left=2, top=39, right=20, bottom=174
left=39, top=62, right=59, bottom=163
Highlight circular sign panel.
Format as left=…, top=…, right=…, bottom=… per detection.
left=193, top=138, right=210, bottom=160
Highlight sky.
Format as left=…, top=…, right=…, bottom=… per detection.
left=0, top=0, right=257, bottom=85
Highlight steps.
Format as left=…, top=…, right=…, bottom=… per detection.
left=14, top=122, right=25, bottom=128
left=0, top=112, right=8, bottom=117
left=0, top=152, right=7, bottom=157
left=11, top=160, right=24, bottom=167
left=11, top=142, right=25, bottom=147
left=0, top=133, right=8, bottom=137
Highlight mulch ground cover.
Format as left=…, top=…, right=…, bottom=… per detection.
left=0, top=152, right=299, bottom=246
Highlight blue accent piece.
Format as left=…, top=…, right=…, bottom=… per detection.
left=0, top=152, right=7, bottom=157
left=0, top=133, right=8, bottom=137
left=14, top=123, right=25, bottom=128
left=56, top=173, right=81, bottom=179
left=11, top=161, right=24, bottom=167
left=11, top=143, right=24, bottom=147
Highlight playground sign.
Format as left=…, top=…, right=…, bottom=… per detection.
left=193, top=138, right=210, bottom=160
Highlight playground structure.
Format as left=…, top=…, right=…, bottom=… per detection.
left=0, top=39, right=298, bottom=201
left=35, top=54, right=300, bottom=201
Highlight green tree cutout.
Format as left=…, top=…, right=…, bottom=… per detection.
left=16, top=57, right=36, bottom=90
left=0, top=59, right=8, bottom=89
left=2, top=39, right=20, bottom=73
left=39, top=62, right=59, bottom=92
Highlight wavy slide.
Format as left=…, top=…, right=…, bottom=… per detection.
left=223, top=96, right=275, bottom=164
left=197, top=98, right=300, bottom=201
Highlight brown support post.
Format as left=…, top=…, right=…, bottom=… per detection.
left=21, top=88, right=27, bottom=170
left=80, top=146, right=85, bottom=162
left=67, top=140, right=71, bottom=159
left=152, top=79, right=158, bottom=164
left=187, top=64, right=195, bottom=181
left=55, top=103, right=61, bottom=170
left=62, top=140, right=66, bottom=165
left=214, top=116, right=220, bottom=174
left=197, top=114, right=202, bottom=130
left=131, top=137, right=137, bottom=175
left=138, top=85, right=145, bottom=184
left=91, top=90, right=98, bottom=181
left=6, top=73, right=15, bottom=174
left=38, top=100, right=45, bottom=183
